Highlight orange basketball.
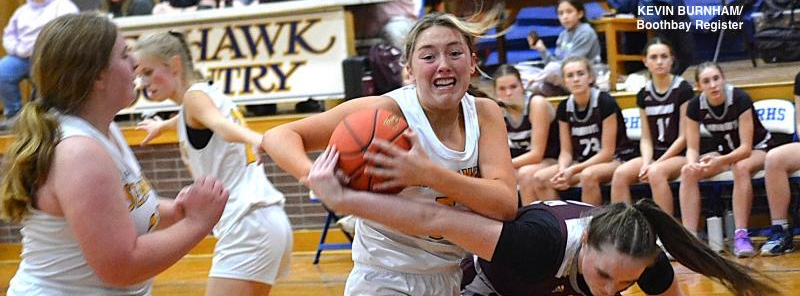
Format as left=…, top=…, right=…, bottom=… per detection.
left=328, top=108, right=411, bottom=194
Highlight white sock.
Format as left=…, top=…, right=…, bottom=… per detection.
left=772, top=219, right=789, bottom=230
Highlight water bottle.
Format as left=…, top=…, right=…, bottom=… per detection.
left=723, top=210, right=735, bottom=239
left=707, top=216, right=724, bottom=252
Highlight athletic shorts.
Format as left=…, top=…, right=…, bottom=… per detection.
left=460, top=255, right=499, bottom=296
left=209, top=204, right=293, bottom=285
left=344, top=263, right=461, bottom=296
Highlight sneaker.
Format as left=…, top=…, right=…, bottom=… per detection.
left=733, top=230, right=756, bottom=258
left=760, top=225, right=795, bottom=256
left=336, top=215, right=356, bottom=236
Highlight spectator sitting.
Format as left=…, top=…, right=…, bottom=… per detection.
left=1, top=0, right=78, bottom=130
left=528, top=0, right=601, bottom=97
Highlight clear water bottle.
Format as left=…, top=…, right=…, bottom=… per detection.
left=594, top=63, right=610, bottom=91
left=723, top=210, right=735, bottom=239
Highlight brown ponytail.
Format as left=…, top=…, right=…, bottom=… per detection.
left=587, top=199, right=777, bottom=296
left=633, top=199, right=778, bottom=296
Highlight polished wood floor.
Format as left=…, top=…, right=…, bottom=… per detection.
left=0, top=246, right=799, bottom=295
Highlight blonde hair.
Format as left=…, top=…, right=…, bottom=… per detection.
left=135, top=31, right=202, bottom=84
left=402, top=9, right=502, bottom=64
left=1, top=13, right=118, bottom=222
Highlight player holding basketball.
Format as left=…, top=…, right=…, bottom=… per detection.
left=306, top=146, right=777, bottom=296
left=263, top=12, right=517, bottom=295
left=1, top=13, right=228, bottom=295
left=134, top=32, right=292, bottom=296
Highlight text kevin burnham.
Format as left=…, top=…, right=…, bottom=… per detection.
left=638, top=5, right=744, bottom=16
left=636, top=5, right=744, bottom=32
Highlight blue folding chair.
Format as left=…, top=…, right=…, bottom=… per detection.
left=309, top=191, right=353, bottom=264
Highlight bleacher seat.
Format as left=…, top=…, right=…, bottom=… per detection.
left=754, top=99, right=796, bottom=135
left=692, top=99, right=797, bottom=217
left=622, top=107, right=642, bottom=141
left=596, top=99, right=799, bottom=235
left=478, top=2, right=607, bottom=65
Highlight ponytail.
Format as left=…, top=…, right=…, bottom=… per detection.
left=0, top=13, right=118, bottom=222
left=633, top=199, right=778, bottom=296
left=0, top=101, right=60, bottom=222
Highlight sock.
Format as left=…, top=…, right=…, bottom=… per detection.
left=772, top=219, right=789, bottom=230
left=735, top=228, right=748, bottom=236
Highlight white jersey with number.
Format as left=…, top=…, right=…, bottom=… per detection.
left=177, top=82, right=285, bottom=235
left=8, top=115, right=159, bottom=296
left=351, top=84, right=480, bottom=273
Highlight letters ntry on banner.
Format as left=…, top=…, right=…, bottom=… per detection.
left=117, top=5, right=350, bottom=114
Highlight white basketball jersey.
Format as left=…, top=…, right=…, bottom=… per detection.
left=177, top=83, right=284, bottom=235
left=351, top=84, right=480, bottom=273
left=8, top=114, right=158, bottom=295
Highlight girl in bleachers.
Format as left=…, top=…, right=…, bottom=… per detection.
left=527, top=0, right=602, bottom=96
left=493, top=64, right=560, bottom=205
left=679, top=62, right=773, bottom=258
left=759, top=70, right=800, bottom=256
left=531, top=56, right=637, bottom=205
left=610, top=38, right=694, bottom=215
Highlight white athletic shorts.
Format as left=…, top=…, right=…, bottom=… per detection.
left=344, top=263, right=461, bottom=296
left=209, top=204, right=293, bottom=285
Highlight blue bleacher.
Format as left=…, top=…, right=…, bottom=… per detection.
left=479, top=0, right=762, bottom=66
left=479, top=2, right=608, bottom=65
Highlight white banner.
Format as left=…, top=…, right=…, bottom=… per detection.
left=117, top=2, right=355, bottom=113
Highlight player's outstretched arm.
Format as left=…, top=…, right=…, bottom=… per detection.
left=306, top=146, right=504, bottom=260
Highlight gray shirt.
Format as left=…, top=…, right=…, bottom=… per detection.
left=540, top=22, right=601, bottom=64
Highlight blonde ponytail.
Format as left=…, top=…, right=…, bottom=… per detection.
left=1, top=102, right=60, bottom=222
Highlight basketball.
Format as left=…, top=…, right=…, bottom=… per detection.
left=328, top=108, right=411, bottom=194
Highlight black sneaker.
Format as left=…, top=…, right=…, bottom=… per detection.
left=760, top=225, right=795, bottom=256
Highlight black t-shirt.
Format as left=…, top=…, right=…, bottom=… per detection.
left=794, top=71, right=800, bottom=96
left=556, top=89, right=636, bottom=162
left=478, top=201, right=674, bottom=296
left=636, top=78, right=694, bottom=158
left=686, top=86, right=771, bottom=154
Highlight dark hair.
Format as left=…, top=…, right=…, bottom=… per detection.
left=694, top=61, right=725, bottom=84
left=492, top=64, right=522, bottom=88
left=587, top=199, right=777, bottom=296
left=642, top=37, right=674, bottom=56
left=558, top=0, right=589, bottom=23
